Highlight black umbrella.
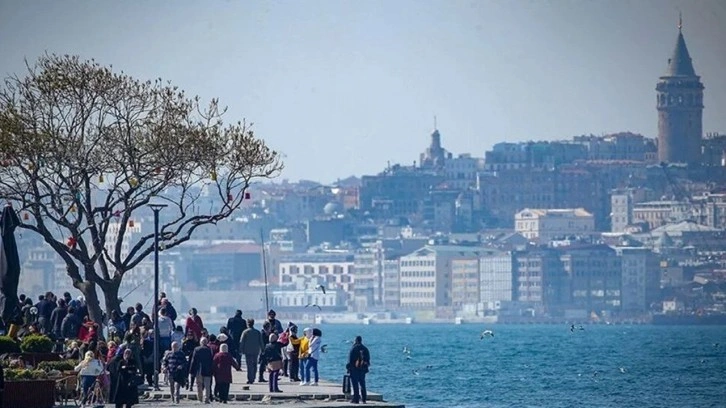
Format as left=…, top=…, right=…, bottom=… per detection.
left=0, top=204, right=22, bottom=325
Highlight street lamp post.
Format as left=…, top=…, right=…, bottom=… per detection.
left=148, top=203, right=167, bottom=391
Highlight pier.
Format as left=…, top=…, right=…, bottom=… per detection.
left=142, top=368, right=404, bottom=407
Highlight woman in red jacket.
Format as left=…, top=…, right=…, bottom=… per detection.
left=185, top=308, right=204, bottom=340
left=212, top=343, right=239, bottom=403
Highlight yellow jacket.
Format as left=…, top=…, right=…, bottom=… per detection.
left=298, top=336, right=310, bottom=359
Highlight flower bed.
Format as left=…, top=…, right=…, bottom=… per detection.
left=2, top=370, right=57, bottom=408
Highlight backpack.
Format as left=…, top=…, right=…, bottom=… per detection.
left=355, top=350, right=366, bottom=368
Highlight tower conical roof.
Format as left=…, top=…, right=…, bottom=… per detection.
left=666, top=30, right=696, bottom=77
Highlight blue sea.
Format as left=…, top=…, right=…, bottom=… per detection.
left=215, top=324, right=726, bottom=408
left=310, top=324, right=726, bottom=408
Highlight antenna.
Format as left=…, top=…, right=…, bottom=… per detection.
left=678, top=11, right=682, bottom=31
left=434, top=115, right=438, bottom=130
left=261, top=230, right=270, bottom=312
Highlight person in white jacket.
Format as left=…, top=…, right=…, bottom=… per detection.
left=303, top=328, right=322, bottom=386
left=75, top=350, right=104, bottom=404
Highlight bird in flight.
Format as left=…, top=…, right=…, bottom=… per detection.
left=305, top=304, right=322, bottom=311
left=316, top=284, right=326, bottom=294
left=403, top=346, right=412, bottom=355
left=321, top=344, right=328, bottom=353
left=480, top=330, right=494, bottom=339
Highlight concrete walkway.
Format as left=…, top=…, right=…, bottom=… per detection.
left=142, top=369, right=402, bottom=407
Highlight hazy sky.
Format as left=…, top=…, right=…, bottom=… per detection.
left=1, top=1, right=725, bottom=183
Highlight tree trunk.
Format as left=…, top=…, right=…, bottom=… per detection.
left=100, top=277, right=122, bottom=318
left=73, top=280, right=104, bottom=325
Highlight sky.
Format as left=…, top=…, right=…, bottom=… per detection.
left=1, top=1, right=725, bottom=184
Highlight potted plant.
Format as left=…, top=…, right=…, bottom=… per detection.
left=37, top=360, right=78, bottom=377
left=19, top=335, right=60, bottom=366
left=3, top=368, right=57, bottom=408
left=0, top=335, right=21, bottom=354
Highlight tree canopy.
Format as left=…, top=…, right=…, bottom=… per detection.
left=0, top=54, right=283, bottom=321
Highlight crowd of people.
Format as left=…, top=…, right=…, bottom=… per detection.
left=2, top=291, right=373, bottom=405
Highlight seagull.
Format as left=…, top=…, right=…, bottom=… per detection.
left=578, top=325, right=585, bottom=331
left=619, top=367, right=627, bottom=374
left=570, top=324, right=575, bottom=332
left=305, top=304, right=322, bottom=311
left=480, top=330, right=494, bottom=339
left=316, top=285, right=327, bottom=294
left=321, top=344, right=328, bottom=353
left=403, top=346, right=412, bottom=355
left=411, top=369, right=420, bottom=376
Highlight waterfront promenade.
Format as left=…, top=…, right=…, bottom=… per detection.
left=142, top=369, right=403, bottom=407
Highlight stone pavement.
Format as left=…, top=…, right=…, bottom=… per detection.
left=141, top=369, right=403, bottom=407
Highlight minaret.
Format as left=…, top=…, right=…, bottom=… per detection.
left=656, top=15, right=704, bottom=165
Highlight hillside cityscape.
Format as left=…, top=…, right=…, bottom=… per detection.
left=13, top=21, right=726, bottom=326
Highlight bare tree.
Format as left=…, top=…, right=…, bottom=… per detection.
left=0, top=54, right=283, bottom=323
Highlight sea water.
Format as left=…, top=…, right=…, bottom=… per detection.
left=212, top=323, right=726, bottom=407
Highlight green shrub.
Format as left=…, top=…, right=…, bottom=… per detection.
left=37, top=360, right=76, bottom=372
left=0, top=335, right=21, bottom=354
left=19, top=335, right=54, bottom=353
left=4, top=368, right=48, bottom=381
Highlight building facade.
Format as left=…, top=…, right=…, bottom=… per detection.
left=479, top=249, right=514, bottom=309
left=515, top=208, right=595, bottom=244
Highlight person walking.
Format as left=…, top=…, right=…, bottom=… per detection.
left=185, top=308, right=204, bottom=340
left=262, top=333, right=283, bottom=393
left=213, top=343, right=240, bottom=403
left=190, top=337, right=214, bottom=403
left=226, top=310, right=245, bottom=366
left=74, top=350, right=104, bottom=405
left=346, top=336, right=371, bottom=404
left=162, top=341, right=187, bottom=404
left=111, top=348, right=139, bottom=408
left=239, top=318, right=264, bottom=385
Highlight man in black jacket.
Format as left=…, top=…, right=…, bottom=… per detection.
left=190, top=337, right=214, bottom=403
left=226, top=310, right=245, bottom=365
left=346, top=336, right=370, bottom=404
left=49, top=299, right=67, bottom=338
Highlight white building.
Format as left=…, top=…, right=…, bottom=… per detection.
left=399, top=245, right=484, bottom=313
left=104, top=221, right=143, bottom=259
left=399, top=248, right=437, bottom=310
left=479, top=249, right=514, bottom=309
left=443, top=154, right=484, bottom=190
left=278, top=252, right=355, bottom=295
left=271, top=276, right=345, bottom=310
left=352, top=244, right=384, bottom=311
left=515, top=208, right=595, bottom=244
left=632, top=201, right=692, bottom=230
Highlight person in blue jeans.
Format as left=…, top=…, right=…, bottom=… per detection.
left=303, top=328, right=322, bottom=386
left=74, top=351, right=104, bottom=404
